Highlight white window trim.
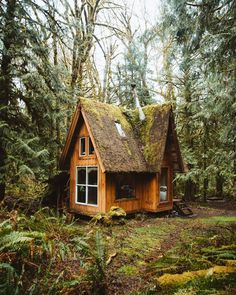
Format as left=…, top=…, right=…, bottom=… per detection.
left=79, top=137, right=86, bottom=157
left=75, top=166, right=98, bottom=207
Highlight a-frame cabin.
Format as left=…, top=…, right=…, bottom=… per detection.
left=59, top=98, right=185, bottom=215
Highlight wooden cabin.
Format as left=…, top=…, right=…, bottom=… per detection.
left=59, top=98, right=185, bottom=215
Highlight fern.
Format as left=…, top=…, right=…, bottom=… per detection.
left=0, top=263, right=18, bottom=295
left=0, top=231, right=46, bottom=252
left=95, top=230, right=105, bottom=271
left=18, top=164, right=35, bottom=177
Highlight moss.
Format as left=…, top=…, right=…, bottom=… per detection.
left=108, top=206, right=126, bottom=218
left=135, top=104, right=171, bottom=166
left=200, top=216, right=236, bottom=224
left=156, top=266, right=236, bottom=287
left=81, top=98, right=132, bottom=131
left=118, top=265, right=138, bottom=276
left=219, top=259, right=236, bottom=266
left=121, top=225, right=176, bottom=260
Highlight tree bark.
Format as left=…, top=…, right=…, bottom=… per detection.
left=216, top=173, right=224, bottom=199
left=0, top=0, right=17, bottom=201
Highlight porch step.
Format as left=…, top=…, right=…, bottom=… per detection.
left=173, top=199, right=193, bottom=216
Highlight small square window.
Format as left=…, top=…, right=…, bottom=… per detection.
left=80, top=138, right=86, bottom=156
left=89, top=138, right=95, bottom=155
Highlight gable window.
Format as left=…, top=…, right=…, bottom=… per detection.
left=160, top=167, right=168, bottom=202
left=115, top=173, right=135, bottom=200
left=89, top=138, right=95, bottom=155
left=115, top=122, right=126, bottom=137
left=76, top=166, right=98, bottom=205
left=80, top=137, right=86, bottom=156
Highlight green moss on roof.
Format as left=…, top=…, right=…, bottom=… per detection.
left=76, top=98, right=172, bottom=172
left=141, top=104, right=171, bottom=167
left=80, top=98, right=131, bottom=132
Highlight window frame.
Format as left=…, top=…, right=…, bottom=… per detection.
left=88, top=137, right=95, bottom=155
left=79, top=137, right=86, bottom=157
left=75, top=166, right=98, bottom=207
left=115, top=173, right=136, bottom=200
left=160, top=166, right=169, bottom=203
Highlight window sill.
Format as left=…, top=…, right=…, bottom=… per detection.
left=115, top=197, right=138, bottom=202
left=75, top=202, right=98, bottom=207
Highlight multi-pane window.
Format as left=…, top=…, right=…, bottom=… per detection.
left=160, top=167, right=168, bottom=202
left=79, top=137, right=95, bottom=156
left=80, top=137, right=86, bottom=156
left=76, top=166, right=98, bottom=205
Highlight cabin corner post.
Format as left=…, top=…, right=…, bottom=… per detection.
left=99, top=170, right=106, bottom=213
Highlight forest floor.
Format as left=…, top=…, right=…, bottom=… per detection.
left=103, top=203, right=236, bottom=295
left=0, top=201, right=236, bottom=294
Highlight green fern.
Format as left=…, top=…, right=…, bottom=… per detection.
left=0, top=231, right=46, bottom=252
left=0, top=263, right=18, bottom=295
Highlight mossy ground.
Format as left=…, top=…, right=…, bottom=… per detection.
left=0, top=203, right=236, bottom=294
left=103, top=207, right=236, bottom=295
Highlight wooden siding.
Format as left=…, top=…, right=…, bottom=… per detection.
left=156, top=139, right=174, bottom=212
left=69, top=118, right=174, bottom=215
left=69, top=121, right=106, bottom=215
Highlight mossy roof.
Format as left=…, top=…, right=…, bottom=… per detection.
left=60, top=98, right=184, bottom=173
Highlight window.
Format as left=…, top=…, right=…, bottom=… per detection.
left=80, top=137, right=86, bottom=156
left=115, top=122, right=126, bottom=137
left=76, top=166, right=98, bottom=205
left=115, top=174, right=135, bottom=200
left=89, top=138, right=95, bottom=155
left=160, top=167, right=168, bottom=202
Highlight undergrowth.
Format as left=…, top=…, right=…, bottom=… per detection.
left=0, top=206, right=236, bottom=295
left=0, top=208, right=107, bottom=294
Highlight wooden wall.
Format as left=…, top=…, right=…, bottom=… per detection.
left=69, top=119, right=174, bottom=215
left=156, top=139, right=174, bottom=212
left=69, top=121, right=106, bottom=215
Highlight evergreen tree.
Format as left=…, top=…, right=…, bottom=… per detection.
left=160, top=0, right=236, bottom=199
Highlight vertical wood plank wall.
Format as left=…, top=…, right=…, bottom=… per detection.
left=105, top=146, right=174, bottom=213
left=70, top=121, right=106, bottom=215
left=69, top=121, right=175, bottom=215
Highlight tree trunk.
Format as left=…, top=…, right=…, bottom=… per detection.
left=184, top=179, right=196, bottom=201
left=216, top=173, right=224, bottom=199
left=203, top=119, right=208, bottom=202
left=0, top=0, right=17, bottom=201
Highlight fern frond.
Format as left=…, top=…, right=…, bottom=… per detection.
left=18, top=164, right=35, bottom=177
left=0, top=231, right=46, bottom=252
left=33, top=149, right=49, bottom=159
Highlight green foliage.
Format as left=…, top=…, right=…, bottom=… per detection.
left=159, top=0, right=236, bottom=199
left=0, top=208, right=92, bottom=294
left=91, top=206, right=126, bottom=225
left=118, top=265, right=138, bottom=276
left=87, top=230, right=107, bottom=295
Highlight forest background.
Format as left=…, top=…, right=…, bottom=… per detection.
left=0, top=0, right=235, bottom=203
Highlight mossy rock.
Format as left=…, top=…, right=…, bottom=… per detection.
left=156, top=266, right=236, bottom=287
left=108, top=206, right=126, bottom=219
left=91, top=213, right=110, bottom=225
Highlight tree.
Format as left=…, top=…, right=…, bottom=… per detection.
left=159, top=0, right=236, bottom=200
